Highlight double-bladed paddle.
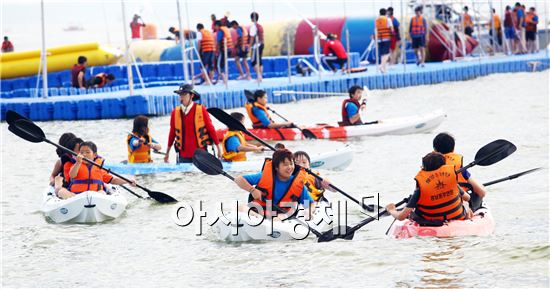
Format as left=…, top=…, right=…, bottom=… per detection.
left=207, top=107, right=381, bottom=213
left=7, top=115, right=177, bottom=203
left=244, top=89, right=317, bottom=140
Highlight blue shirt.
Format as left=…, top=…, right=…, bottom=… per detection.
left=236, top=27, right=244, bottom=37
left=244, top=172, right=313, bottom=205
left=216, top=29, right=226, bottom=42
left=345, top=102, right=359, bottom=119
left=225, top=135, right=241, bottom=152
left=252, top=107, right=272, bottom=127
left=129, top=136, right=158, bottom=152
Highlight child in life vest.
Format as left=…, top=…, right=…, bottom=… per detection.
left=293, top=151, right=334, bottom=202
left=222, top=112, right=266, bottom=162
left=55, top=141, right=134, bottom=199
left=128, top=115, right=162, bottom=163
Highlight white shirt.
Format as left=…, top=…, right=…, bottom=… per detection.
left=180, top=102, right=195, bottom=115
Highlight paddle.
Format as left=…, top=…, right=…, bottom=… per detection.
left=207, top=107, right=381, bottom=213
left=8, top=118, right=177, bottom=203
left=127, top=131, right=166, bottom=155
left=6, top=109, right=29, bottom=125
left=243, top=89, right=317, bottom=140
left=318, top=198, right=409, bottom=242
left=192, top=149, right=324, bottom=238
left=481, top=167, right=542, bottom=186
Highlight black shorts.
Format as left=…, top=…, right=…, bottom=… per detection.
left=465, top=26, right=474, bottom=36
left=236, top=46, right=248, bottom=58
left=251, top=43, right=264, bottom=66
left=200, top=52, right=214, bottom=70
left=378, top=40, right=391, bottom=56
left=411, top=36, right=425, bottom=48
left=526, top=30, right=537, bottom=41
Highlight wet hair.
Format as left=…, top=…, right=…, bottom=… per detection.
left=197, top=23, right=204, bottom=30
left=132, top=115, right=149, bottom=136
left=348, top=85, right=363, bottom=98
left=379, top=8, right=387, bottom=15
left=106, top=73, right=115, bottom=81
left=230, top=112, right=244, bottom=123
left=57, top=133, right=77, bottom=157
left=293, top=151, right=311, bottom=165
left=214, top=20, right=222, bottom=27
left=272, top=149, right=294, bottom=170
left=433, top=132, right=455, bottom=154
left=274, top=143, right=286, bottom=150
left=253, top=89, right=266, bottom=101
left=251, top=12, right=259, bottom=21
left=77, top=56, right=87, bottom=64
left=231, top=20, right=239, bottom=26
left=80, top=141, right=98, bottom=154
left=422, top=152, right=446, bottom=171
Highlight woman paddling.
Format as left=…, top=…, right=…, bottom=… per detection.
left=127, top=115, right=162, bottom=163
left=221, top=112, right=266, bottom=162
left=234, top=149, right=315, bottom=220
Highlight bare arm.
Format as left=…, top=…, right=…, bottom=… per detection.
left=50, top=159, right=62, bottom=183
left=78, top=71, right=85, bottom=88
left=69, top=158, right=82, bottom=179
left=235, top=176, right=261, bottom=200
left=349, top=113, right=362, bottom=124
left=267, top=122, right=293, bottom=129
left=467, top=177, right=487, bottom=198
left=387, top=205, right=413, bottom=221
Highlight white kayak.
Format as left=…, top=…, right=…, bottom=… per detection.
left=42, top=186, right=128, bottom=224
left=104, top=146, right=353, bottom=175
left=212, top=202, right=334, bottom=242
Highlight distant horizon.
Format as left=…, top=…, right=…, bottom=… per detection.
left=1, top=0, right=548, bottom=52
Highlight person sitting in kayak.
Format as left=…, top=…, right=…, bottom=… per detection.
left=235, top=149, right=315, bottom=219
left=222, top=112, right=266, bottom=162
left=55, top=141, right=134, bottom=199
left=128, top=115, right=162, bottom=163
left=433, top=132, right=487, bottom=211
left=339, top=85, right=367, bottom=126
left=50, top=133, right=81, bottom=186
left=385, top=152, right=473, bottom=224
left=245, top=90, right=294, bottom=129
left=293, top=151, right=334, bottom=202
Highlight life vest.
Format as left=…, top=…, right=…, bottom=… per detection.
left=236, top=26, right=249, bottom=49
left=414, top=165, right=465, bottom=221
left=463, top=13, right=473, bottom=28
left=340, top=98, right=361, bottom=126
left=443, top=152, right=471, bottom=191
left=127, top=133, right=153, bottom=163
left=199, top=29, right=215, bottom=53
left=173, top=104, right=213, bottom=153
left=375, top=16, right=392, bottom=41
left=492, top=14, right=501, bottom=30
left=250, top=23, right=264, bottom=44
left=411, top=16, right=426, bottom=36
left=71, top=64, right=86, bottom=88
left=222, top=131, right=247, bottom=162
left=218, top=26, right=233, bottom=49
left=304, top=172, right=324, bottom=202
left=252, top=159, right=307, bottom=216
left=94, top=72, right=108, bottom=88
left=525, top=12, right=538, bottom=32
left=68, top=157, right=112, bottom=193
left=245, top=102, right=273, bottom=128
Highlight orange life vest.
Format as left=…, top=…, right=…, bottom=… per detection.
left=414, top=165, right=465, bottom=221
left=525, top=12, right=538, bottom=32
left=173, top=104, right=213, bottom=153
left=252, top=159, right=307, bottom=216
left=199, top=29, right=215, bottom=53
left=127, top=133, right=153, bottom=163
left=69, top=157, right=113, bottom=193
left=245, top=102, right=273, bottom=128
left=492, top=14, right=501, bottom=30
left=304, top=172, right=323, bottom=201
left=218, top=26, right=233, bottom=49
left=375, top=16, right=392, bottom=41
left=463, top=13, right=473, bottom=28
left=411, top=16, right=426, bottom=36
left=222, top=131, right=247, bottom=162
left=443, top=152, right=470, bottom=191
left=236, top=26, right=249, bottom=49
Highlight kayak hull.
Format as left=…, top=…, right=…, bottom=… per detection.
left=104, top=146, right=353, bottom=175
left=389, top=208, right=495, bottom=239
left=216, top=110, right=446, bottom=141
left=41, top=187, right=128, bottom=224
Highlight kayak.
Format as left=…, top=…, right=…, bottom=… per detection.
left=216, top=110, right=446, bottom=141
left=41, top=186, right=128, bottom=224
left=389, top=207, right=495, bottom=239
left=212, top=202, right=334, bottom=242
left=104, top=146, right=353, bottom=175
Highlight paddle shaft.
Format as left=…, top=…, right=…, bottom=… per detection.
left=128, top=131, right=166, bottom=155
left=348, top=198, right=408, bottom=234
left=482, top=167, right=542, bottom=187
left=119, top=184, right=144, bottom=199
left=266, top=107, right=317, bottom=139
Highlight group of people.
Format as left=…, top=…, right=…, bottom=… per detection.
left=70, top=56, right=116, bottom=89
left=501, top=3, right=540, bottom=55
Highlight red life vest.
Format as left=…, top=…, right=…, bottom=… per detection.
left=199, top=29, right=215, bottom=53
left=250, top=23, right=264, bottom=44
left=252, top=159, right=307, bottom=216
left=69, top=157, right=113, bottom=193
left=245, top=102, right=273, bottom=128
left=375, top=16, right=392, bottom=41
left=340, top=98, right=361, bottom=126
left=411, top=15, right=426, bottom=36
left=71, top=64, right=86, bottom=88
left=414, top=165, right=465, bottom=221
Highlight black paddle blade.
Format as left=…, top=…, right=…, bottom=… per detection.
left=9, top=119, right=45, bottom=143
left=475, top=139, right=516, bottom=166
left=317, top=226, right=355, bottom=242
left=6, top=110, right=28, bottom=125
left=192, top=149, right=223, bottom=175
left=244, top=89, right=255, bottom=103
left=207, top=107, right=247, bottom=133
left=148, top=191, right=178, bottom=203
left=301, top=129, right=318, bottom=140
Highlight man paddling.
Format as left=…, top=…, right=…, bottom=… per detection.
left=339, top=85, right=367, bottom=126
left=164, top=84, right=221, bottom=163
